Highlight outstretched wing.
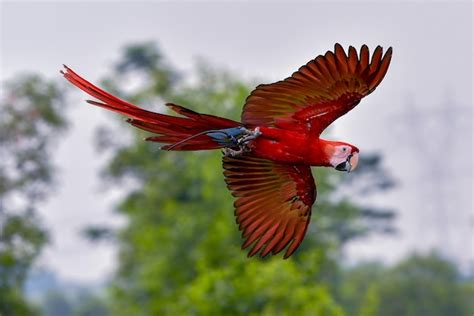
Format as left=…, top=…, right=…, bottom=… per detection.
left=223, top=156, right=316, bottom=258
left=241, top=43, right=393, bottom=134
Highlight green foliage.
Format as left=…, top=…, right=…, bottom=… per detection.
left=0, top=75, right=67, bottom=201
left=93, top=42, right=396, bottom=315
left=37, top=288, right=109, bottom=316
left=0, top=75, right=68, bottom=315
left=336, top=262, right=383, bottom=316
left=357, top=284, right=379, bottom=316
left=0, top=214, right=47, bottom=289
left=376, top=253, right=473, bottom=316
left=41, top=290, right=73, bottom=316
left=72, top=292, right=109, bottom=316
left=175, top=259, right=344, bottom=316
left=337, top=253, right=474, bottom=316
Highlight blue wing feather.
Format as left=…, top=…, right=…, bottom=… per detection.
left=206, top=127, right=246, bottom=147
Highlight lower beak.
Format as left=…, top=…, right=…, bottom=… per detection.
left=335, top=161, right=350, bottom=172
left=335, top=152, right=359, bottom=173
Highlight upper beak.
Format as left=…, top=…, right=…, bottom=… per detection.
left=348, top=152, right=359, bottom=173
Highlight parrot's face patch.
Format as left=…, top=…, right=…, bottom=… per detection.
left=331, top=145, right=359, bottom=173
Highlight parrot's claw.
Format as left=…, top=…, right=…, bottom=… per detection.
left=223, top=147, right=244, bottom=157
left=222, top=143, right=252, bottom=157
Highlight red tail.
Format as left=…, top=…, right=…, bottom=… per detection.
left=61, top=66, right=241, bottom=150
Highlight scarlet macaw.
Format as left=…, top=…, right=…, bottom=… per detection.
left=62, top=43, right=393, bottom=258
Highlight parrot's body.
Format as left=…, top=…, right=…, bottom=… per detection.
left=62, top=43, right=392, bottom=258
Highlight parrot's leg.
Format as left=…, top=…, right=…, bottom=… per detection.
left=223, top=127, right=261, bottom=157
left=237, top=127, right=262, bottom=145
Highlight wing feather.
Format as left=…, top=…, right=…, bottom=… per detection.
left=223, top=156, right=316, bottom=258
left=241, top=44, right=392, bottom=133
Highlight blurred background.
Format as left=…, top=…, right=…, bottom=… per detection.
left=1, top=1, right=472, bottom=315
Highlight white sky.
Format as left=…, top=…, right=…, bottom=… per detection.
left=1, top=1, right=472, bottom=283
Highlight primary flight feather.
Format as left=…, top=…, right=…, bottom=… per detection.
left=62, top=43, right=393, bottom=258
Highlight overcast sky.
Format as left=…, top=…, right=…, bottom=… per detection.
left=1, top=1, right=472, bottom=283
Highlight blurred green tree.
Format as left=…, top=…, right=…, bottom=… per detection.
left=41, top=290, right=73, bottom=316
left=337, top=253, right=474, bottom=316
left=0, top=75, right=68, bottom=315
left=88, top=42, right=395, bottom=315
left=376, top=253, right=473, bottom=316
left=72, top=291, right=109, bottom=316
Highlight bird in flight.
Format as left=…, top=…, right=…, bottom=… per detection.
left=62, top=43, right=393, bottom=258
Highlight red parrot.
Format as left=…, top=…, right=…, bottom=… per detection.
left=62, top=43, right=392, bottom=258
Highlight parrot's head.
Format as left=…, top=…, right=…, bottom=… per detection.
left=327, top=142, right=359, bottom=173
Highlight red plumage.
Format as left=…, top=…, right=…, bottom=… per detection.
left=62, top=43, right=392, bottom=258
left=62, top=66, right=240, bottom=150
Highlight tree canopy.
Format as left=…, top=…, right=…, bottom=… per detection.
left=0, top=75, right=68, bottom=315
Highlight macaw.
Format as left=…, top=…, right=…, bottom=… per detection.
left=62, top=43, right=392, bottom=258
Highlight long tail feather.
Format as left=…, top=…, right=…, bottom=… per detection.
left=61, top=65, right=241, bottom=150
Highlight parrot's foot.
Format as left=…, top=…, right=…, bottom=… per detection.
left=238, top=127, right=262, bottom=145
left=222, top=127, right=261, bottom=157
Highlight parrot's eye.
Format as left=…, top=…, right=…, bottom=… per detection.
left=342, top=147, right=347, bottom=152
